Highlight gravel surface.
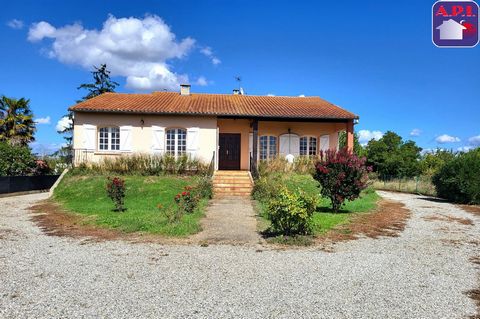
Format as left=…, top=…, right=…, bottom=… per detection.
left=0, top=191, right=479, bottom=318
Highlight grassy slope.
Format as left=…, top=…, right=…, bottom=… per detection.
left=54, top=174, right=206, bottom=236
left=258, top=173, right=380, bottom=235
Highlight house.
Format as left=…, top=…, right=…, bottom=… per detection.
left=69, top=85, right=358, bottom=172
left=436, top=19, right=466, bottom=40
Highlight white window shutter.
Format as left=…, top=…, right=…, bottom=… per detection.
left=186, top=127, right=199, bottom=158
left=83, top=124, right=96, bottom=151
left=152, top=126, right=165, bottom=153
left=290, top=135, right=300, bottom=156
left=279, top=134, right=300, bottom=157
left=320, top=135, right=330, bottom=151
left=120, top=126, right=132, bottom=152
left=279, top=135, right=288, bottom=157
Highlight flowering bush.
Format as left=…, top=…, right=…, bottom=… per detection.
left=314, top=149, right=370, bottom=212
left=106, top=177, right=126, bottom=212
left=174, top=186, right=199, bottom=214
left=266, top=187, right=316, bottom=236
left=31, top=160, right=52, bottom=175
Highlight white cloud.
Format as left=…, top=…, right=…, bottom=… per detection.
left=457, top=146, right=473, bottom=152
left=200, top=46, right=221, bottom=65
left=7, top=19, right=24, bottom=29
left=28, top=15, right=202, bottom=91
left=56, top=116, right=72, bottom=132
left=358, top=130, right=384, bottom=145
left=468, top=135, right=480, bottom=146
left=435, top=134, right=461, bottom=144
left=195, top=76, right=208, bottom=86
left=298, top=94, right=305, bottom=97
left=267, top=93, right=275, bottom=97
left=35, top=116, right=51, bottom=124
left=410, top=128, right=421, bottom=136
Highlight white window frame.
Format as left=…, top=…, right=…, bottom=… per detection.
left=259, top=135, right=277, bottom=160
left=300, top=136, right=318, bottom=156
left=166, top=128, right=187, bottom=158
left=98, top=127, right=120, bottom=151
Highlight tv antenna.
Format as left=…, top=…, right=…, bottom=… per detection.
left=234, top=76, right=242, bottom=90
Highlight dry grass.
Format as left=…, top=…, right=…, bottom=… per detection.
left=460, top=205, right=480, bottom=217
left=29, top=201, right=197, bottom=245
left=257, top=156, right=318, bottom=176
left=372, top=177, right=436, bottom=197
left=422, top=213, right=474, bottom=226
left=314, top=199, right=411, bottom=247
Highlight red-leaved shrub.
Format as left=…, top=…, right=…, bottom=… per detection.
left=314, top=149, right=370, bottom=212
left=106, top=177, right=126, bottom=212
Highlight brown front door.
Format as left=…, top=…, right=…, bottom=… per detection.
left=219, top=133, right=241, bottom=170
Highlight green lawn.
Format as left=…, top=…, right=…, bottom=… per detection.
left=53, top=173, right=208, bottom=236
left=256, top=173, right=380, bottom=236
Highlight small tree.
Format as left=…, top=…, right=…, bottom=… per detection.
left=314, top=149, right=370, bottom=212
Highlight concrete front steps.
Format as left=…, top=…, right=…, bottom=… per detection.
left=212, top=170, right=253, bottom=197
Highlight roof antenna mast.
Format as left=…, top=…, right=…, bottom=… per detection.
left=234, top=76, right=245, bottom=95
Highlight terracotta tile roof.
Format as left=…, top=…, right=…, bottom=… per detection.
left=69, top=92, right=358, bottom=120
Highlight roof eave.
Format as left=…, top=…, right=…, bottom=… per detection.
left=70, top=108, right=358, bottom=121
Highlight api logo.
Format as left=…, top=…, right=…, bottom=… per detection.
left=433, top=0, right=479, bottom=47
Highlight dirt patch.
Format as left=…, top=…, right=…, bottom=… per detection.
left=423, top=213, right=474, bottom=226
left=460, top=205, right=480, bottom=217
left=467, top=289, right=480, bottom=319
left=315, top=199, right=411, bottom=246
left=29, top=200, right=190, bottom=245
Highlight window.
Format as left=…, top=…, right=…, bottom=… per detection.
left=300, top=136, right=317, bottom=156
left=98, top=127, right=120, bottom=151
left=166, top=128, right=186, bottom=157
left=260, top=135, right=277, bottom=160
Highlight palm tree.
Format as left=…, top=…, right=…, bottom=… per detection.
left=0, top=96, right=36, bottom=146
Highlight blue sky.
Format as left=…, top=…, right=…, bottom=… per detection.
left=1, top=0, right=479, bottom=154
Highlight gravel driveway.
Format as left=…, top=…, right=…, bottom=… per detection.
left=1, top=191, right=479, bottom=319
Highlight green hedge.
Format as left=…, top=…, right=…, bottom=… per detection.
left=432, top=148, right=480, bottom=204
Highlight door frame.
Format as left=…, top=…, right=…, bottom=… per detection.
left=218, top=133, right=241, bottom=170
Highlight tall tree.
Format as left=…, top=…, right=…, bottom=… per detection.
left=77, top=64, right=119, bottom=102
left=0, top=96, right=36, bottom=146
left=365, top=131, right=422, bottom=179
left=59, top=64, right=118, bottom=152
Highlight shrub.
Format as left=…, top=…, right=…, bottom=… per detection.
left=252, top=173, right=283, bottom=203
left=0, top=142, right=35, bottom=176
left=193, top=176, right=213, bottom=199
left=31, top=160, right=52, bottom=175
left=106, top=177, right=126, bottom=211
left=266, top=187, right=316, bottom=236
left=314, top=149, right=370, bottom=212
left=158, top=203, right=183, bottom=223
left=174, top=187, right=199, bottom=214
left=432, top=148, right=480, bottom=204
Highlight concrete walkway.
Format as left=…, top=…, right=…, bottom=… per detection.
left=192, top=196, right=261, bottom=244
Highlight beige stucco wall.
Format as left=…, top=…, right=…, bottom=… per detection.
left=218, top=119, right=345, bottom=170
left=73, top=112, right=347, bottom=170
left=73, top=112, right=217, bottom=164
